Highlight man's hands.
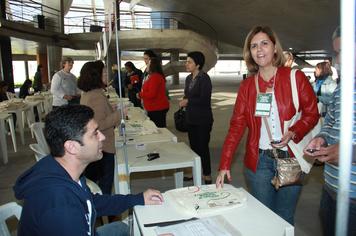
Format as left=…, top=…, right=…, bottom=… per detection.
left=304, top=137, right=339, bottom=164
left=215, top=170, right=231, bottom=189
left=143, top=189, right=164, bottom=205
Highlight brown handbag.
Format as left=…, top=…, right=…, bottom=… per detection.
left=270, top=149, right=303, bottom=190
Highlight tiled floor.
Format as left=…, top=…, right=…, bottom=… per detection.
left=0, top=75, right=323, bottom=235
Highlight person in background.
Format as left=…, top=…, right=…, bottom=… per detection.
left=283, top=51, right=294, bottom=67
left=112, top=64, right=126, bottom=97
left=179, top=51, right=214, bottom=185
left=304, top=26, right=356, bottom=236
left=0, top=80, right=9, bottom=102
left=215, top=26, right=319, bottom=225
left=78, top=60, right=120, bottom=195
left=124, top=61, right=143, bottom=107
left=19, top=79, right=32, bottom=99
left=313, top=61, right=337, bottom=116
left=138, top=57, right=169, bottom=127
left=33, top=64, right=43, bottom=92
left=143, top=50, right=158, bottom=81
left=50, top=57, right=81, bottom=108
left=14, top=105, right=163, bottom=236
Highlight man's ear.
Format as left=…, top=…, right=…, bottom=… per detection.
left=64, top=140, right=80, bottom=155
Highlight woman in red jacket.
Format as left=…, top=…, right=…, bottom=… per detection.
left=138, top=57, right=169, bottom=127
left=215, top=26, right=319, bottom=225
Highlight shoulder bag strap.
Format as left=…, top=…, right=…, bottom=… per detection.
left=290, top=69, right=299, bottom=111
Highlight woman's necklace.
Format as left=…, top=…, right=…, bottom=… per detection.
left=258, top=68, right=277, bottom=91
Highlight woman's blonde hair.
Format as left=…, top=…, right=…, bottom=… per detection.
left=243, top=26, right=285, bottom=73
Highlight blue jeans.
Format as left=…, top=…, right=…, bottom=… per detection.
left=96, top=222, right=129, bottom=236
left=244, top=150, right=302, bottom=225
left=319, top=186, right=356, bottom=236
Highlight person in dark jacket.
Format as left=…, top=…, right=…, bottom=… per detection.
left=33, top=64, right=43, bottom=92
left=13, top=105, right=163, bottom=236
left=124, top=61, right=143, bottom=107
left=19, top=79, right=32, bottom=99
left=179, top=51, right=214, bottom=184
left=0, top=80, right=9, bottom=102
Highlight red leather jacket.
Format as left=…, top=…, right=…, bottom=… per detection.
left=139, top=72, right=169, bottom=112
left=219, top=67, right=319, bottom=172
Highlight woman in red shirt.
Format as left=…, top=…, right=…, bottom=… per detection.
left=138, top=57, right=169, bottom=127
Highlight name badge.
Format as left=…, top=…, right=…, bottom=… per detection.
left=255, top=93, right=272, bottom=117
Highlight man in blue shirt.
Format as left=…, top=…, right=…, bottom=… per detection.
left=304, top=27, right=356, bottom=236
left=14, top=105, right=163, bottom=236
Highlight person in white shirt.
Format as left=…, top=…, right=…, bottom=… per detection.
left=51, top=57, right=81, bottom=108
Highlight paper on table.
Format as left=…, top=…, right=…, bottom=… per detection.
left=154, top=215, right=241, bottom=236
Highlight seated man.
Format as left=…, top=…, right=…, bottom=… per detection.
left=14, top=105, right=163, bottom=236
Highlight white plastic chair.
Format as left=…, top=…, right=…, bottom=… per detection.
left=29, top=143, right=48, bottom=162
left=5, top=92, right=16, bottom=100
left=86, top=178, right=103, bottom=195
left=85, top=179, right=108, bottom=224
left=0, top=202, right=22, bottom=236
left=30, top=122, right=50, bottom=154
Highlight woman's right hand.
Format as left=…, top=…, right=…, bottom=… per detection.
left=215, top=170, right=231, bottom=189
left=179, top=98, right=188, bottom=107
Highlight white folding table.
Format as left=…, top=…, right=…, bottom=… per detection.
left=133, top=187, right=294, bottom=236
left=115, top=128, right=177, bottom=147
left=0, top=113, right=16, bottom=164
left=115, top=142, right=202, bottom=195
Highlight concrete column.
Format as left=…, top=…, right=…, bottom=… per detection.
left=24, top=60, right=29, bottom=80
left=171, top=50, right=179, bottom=85
left=107, top=47, right=118, bottom=82
left=37, top=53, right=49, bottom=84
left=47, top=46, right=62, bottom=82
left=0, top=1, right=14, bottom=91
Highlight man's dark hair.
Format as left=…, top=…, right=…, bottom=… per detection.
left=77, top=61, right=105, bottom=92
left=187, top=51, right=205, bottom=70
left=144, top=49, right=157, bottom=59
left=45, top=105, right=94, bottom=157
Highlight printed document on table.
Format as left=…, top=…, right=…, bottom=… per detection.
left=155, top=215, right=241, bottom=236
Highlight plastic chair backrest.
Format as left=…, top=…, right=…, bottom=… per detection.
left=85, top=178, right=103, bottom=195
left=30, top=122, right=50, bottom=154
left=29, top=143, right=48, bottom=162
left=0, top=202, right=22, bottom=236
left=6, top=92, right=16, bottom=100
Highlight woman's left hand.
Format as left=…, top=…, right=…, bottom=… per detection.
left=179, top=98, right=188, bottom=107
left=271, top=131, right=295, bottom=148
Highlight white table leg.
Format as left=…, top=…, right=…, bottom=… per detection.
left=174, top=170, right=184, bottom=188
left=193, top=157, right=202, bottom=186
left=116, top=164, right=130, bottom=195
left=15, top=110, right=25, bottom=145
left=133, top=210, right=141, bottom=236
left=0, top=119, right=8, bottom=164
left=7, top=116, right=17, bottom=152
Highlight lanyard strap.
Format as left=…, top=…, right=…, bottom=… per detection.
left=255, top=76, right=280, bottom=158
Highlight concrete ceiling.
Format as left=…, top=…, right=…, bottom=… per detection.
left=132, top=0, right=340, bottom=54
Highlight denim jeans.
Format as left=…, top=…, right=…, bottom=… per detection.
left=319, top=186, right=356, bottom=236
left=244, top=150, right=302, bottom=225
left=96, top=221, right=129, bottom=236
